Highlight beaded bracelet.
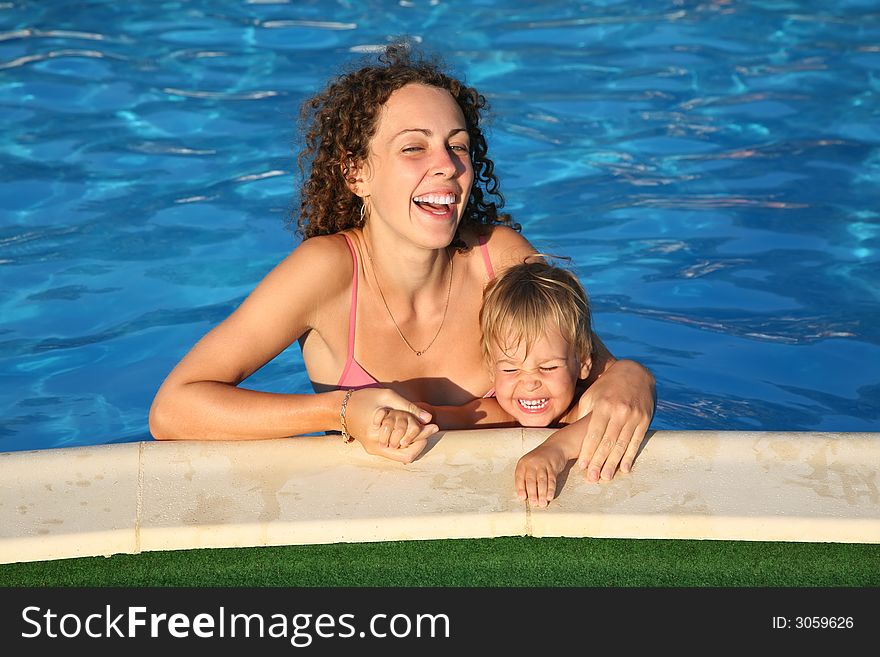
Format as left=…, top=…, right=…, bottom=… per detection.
left=340, top=388, right=355, bottom=444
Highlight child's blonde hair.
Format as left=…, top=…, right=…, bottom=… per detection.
left=480, top=258, right=593, bottom=367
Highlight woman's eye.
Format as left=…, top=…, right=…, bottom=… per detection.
left=449, top=144, right=469, bottom=153
left=402, top=146, right=424, bottom=153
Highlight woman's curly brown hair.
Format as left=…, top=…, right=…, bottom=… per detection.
left=293, top=42, right=520, bottom=249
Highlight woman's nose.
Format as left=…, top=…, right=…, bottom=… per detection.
left=431, top=147, right=457, bottom=177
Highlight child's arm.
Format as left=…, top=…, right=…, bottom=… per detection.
left=417, top=398, right=518, bottom=431
left=514, top=416, right=590, bottom=507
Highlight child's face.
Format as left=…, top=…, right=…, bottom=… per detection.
left=489, top=326, right=591, bottom=427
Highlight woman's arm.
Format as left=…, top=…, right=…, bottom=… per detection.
left=149, top=237, right=339, bottom=441
left=148, top=236, right=432, bottom=460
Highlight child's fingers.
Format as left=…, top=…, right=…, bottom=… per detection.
left=396, top=418, right=417, bottom=449
left=383, top=436, right=429, bottom=464
left=534, top=468, right=551, bottom=508
left=387, top=413, right=410, bottom=449
left=393, top=414, right=418, bottom=449
left=401, top=422, right=438, bottom=449
left=372, top=407, right=389, bottom=427
left=377, top=415, right=395, bottom=448
left=543, top=468, right=558, bottom=505
left=390, top=412, right=435, bottom=449
left=523, top=469, right=539, bottom=508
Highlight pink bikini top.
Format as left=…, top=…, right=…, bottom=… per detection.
left=337, top=232, right=496, bottom=395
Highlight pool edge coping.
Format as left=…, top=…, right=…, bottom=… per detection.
left=1, top=428, right=879, bottom=564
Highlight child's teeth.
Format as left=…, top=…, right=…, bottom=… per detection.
left=519, top=399, right=548, bottom=409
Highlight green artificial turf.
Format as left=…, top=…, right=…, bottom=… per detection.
left=2, top=536, right=879, bottom=587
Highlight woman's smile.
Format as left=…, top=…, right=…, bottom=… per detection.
left=412, top=191, right=459, bottom=219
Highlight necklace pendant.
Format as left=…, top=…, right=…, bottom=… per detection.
left=415, top=351, right=422, bottom=356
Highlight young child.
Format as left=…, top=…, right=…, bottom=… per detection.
left=479, top=259, right=595, bottom=508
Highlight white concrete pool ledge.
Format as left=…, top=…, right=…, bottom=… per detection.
left=1, top=429, right=879, bottom=564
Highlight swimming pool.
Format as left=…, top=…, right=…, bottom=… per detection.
left=1, top=0, right=877, bottom=452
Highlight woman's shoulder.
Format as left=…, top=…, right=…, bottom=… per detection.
left=280, top=232, right=352, bottom=266
left=260, top=233, right=354, bottom=295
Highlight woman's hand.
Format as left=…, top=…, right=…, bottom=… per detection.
left=574, top=359, right=655, bottom=481
left=345, top=388, right=438, bottom=463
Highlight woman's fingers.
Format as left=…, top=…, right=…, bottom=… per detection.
left=577, top=411, right=608, bottom=476
left=578, top=398, right=651, bottom=482
left=348, top=388, right=430, bottom=442
left=572, top=358, right=656, bottom=482
left=621, top=417, right=650, bottom=473
left=596, top=420, right=637, bottom=481
left=382, top=389, right=432, bottom=424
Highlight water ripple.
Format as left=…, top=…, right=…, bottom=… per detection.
left=0, top=48, right=124, bottom=70
left=0, top=28, right=123, bottom=43
left=598, top=298, right=862, bottom=346
left=129, top=142, right=216, bottom=156
left=260, top=20, right=357, bottom=30
left=233, top=169, right=287, bottom=183
left=161, top=87, right=281, bottom=100
left=510, top=11, right=688, bottom=29
left=624, top=194, right=809, bottom=210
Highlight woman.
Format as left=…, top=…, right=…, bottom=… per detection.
left=149, top=44, right=655, bottom=482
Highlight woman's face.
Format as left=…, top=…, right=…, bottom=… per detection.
left=354, top=83, right=474, bottom=249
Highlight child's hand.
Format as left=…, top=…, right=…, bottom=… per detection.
left=356, top=407, right=437, bottom=463
left=345, top=388, right=438, bottom=463
left=372, top=407, right=438, bottom=449
left=514, top=440, right=572, bottom=508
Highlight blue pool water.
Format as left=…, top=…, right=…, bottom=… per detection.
left=1, top=1, right=878, bottom=452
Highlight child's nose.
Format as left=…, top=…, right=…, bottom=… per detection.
left=521, top=373, right=542, bottom=390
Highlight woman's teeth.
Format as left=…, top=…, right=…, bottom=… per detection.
left=413, top=193, right=456, bottom=205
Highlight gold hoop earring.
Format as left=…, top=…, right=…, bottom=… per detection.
left=359, top=202, right=366, bottom=223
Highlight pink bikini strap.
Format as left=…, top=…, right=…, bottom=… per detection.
left=478, top=233, right=495, bottom=280
left=340, top=233, right=359, bottom=379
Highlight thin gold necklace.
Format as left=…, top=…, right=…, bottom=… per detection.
left=367, top=247, right=454, bottom=357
